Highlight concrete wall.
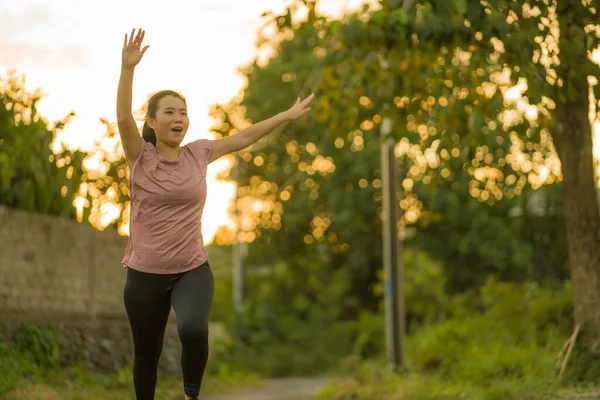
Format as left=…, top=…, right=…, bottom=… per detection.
left=0, top=205, right=225, bottom=375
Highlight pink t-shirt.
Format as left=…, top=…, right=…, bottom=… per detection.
left=122, top=139, right=213, bottom=274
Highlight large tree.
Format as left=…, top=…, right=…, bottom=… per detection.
left=210, top=0, right=569, bottom=310
left=212, top=0, right=600, bottom=355
left=373, top=0, right=600, bottom=350
left=550, top=0, right=600, bottom=349
left=309, top=0, right=600, bottom=343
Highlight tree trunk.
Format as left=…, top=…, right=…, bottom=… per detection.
left=553, top=4, right=600, bottom=348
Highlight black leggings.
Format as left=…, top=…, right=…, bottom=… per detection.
left=123, top=262, right=214, bottom=399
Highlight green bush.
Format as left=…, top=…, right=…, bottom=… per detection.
left=317, top=279, right=576, bottom=399
left=401, top=250, right=450, bottom=329
left=0, top=325, right=126, bottom=395
left=12, top=324, right=64, bottom=369
left=0, top=337, right=43, bottom=394
left=317, top=364, right=561, bottom=400
left=0, top=325, right=66, bottom=394
left=352, top=309, right=385, bottom=359
left=209, top=310, right=358, bottom=377
left=210, top=249, right=450, bottom=377
left=407, top=278, right=572, bottom=381
left=0, top=323, right=259, bottom=398
left=559, top=325, right=600, bottom=384
left=209, top=249, right=576, bottom=388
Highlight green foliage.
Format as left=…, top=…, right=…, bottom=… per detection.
left=212, top=0, right=600, bottom=389
left=0, top=72, right=135, bottom=231
left=209, top=278, right=359, bottom=377
left=395, top=249, right=448, bottom=329
left=560, top=326, right=600, bottom=384
left=408, top=181, right=570, bottom=291
left=12, top=324, right=63, bottom=369
left=0, top=73, right=86, bottom=218
left=209, top=250, right=461, bottom=376
left=209, top=320, right=356, bottom=377
left=317, top=364, right=562, bottom=400
left=0, top=336, right=43, bottom=394
left=0, top=326, right=69, bottom=394
left=0, top=325, right=258, bottom=397
left=317, top=279, right=576, bottom=399
left=408, top=279, right=572, bottom=379
left=352, top=309, right=385, bottom=359
left=77, top=119, right=130, bottom=231
left=205, top=245, right=235, bottom=324
left=208, top=242, right=570, bottom=382
left=206, top=3, right=600, bottom=387
left=209, top=0, right=571, bottom=324
left=211, top=2, right=388, bottom=314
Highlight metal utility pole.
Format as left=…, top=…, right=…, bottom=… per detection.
left=380, top=118, right=405, bottom=369
left=232, top=155, right=247, bottom=323
left=232, top=240, right=246, bottom=313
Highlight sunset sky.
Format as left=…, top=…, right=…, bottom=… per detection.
left=0, top=0, right=368, bottom=243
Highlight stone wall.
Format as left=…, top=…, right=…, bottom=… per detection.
left=0, top=205, right=225, bottom=376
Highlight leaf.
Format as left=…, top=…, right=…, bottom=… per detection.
left=0, top=72, right=90, bottom=222
left=391, top=8, right=410, bottom=26
left=453, top=0, right=468, bottom=16
left=206, top=0, right=571, bottom=317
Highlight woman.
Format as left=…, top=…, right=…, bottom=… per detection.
left=117, top=28, right=314, bottom=400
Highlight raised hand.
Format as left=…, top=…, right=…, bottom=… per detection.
left=122, top=28, right=149, bottom=70
left=285, top=93, right=315, bottom=120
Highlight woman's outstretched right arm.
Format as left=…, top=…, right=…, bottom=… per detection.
left=117, top=28, right=149, bottom=164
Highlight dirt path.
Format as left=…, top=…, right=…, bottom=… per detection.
left=204, top=377, right=329, bottom=400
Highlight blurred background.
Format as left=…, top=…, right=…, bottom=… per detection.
left=2, top=0, right=600, bottom=399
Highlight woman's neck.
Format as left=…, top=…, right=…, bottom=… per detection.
left=156, top=141, right=180, bottom=161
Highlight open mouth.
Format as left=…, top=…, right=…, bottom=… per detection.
left=171, top=127, right=183, bottom=133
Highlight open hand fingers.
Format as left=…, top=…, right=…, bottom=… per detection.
left=125, top=28, right=145, bottom=47
left=302, top=93, right=315, bottom=106
left=292, top=94, right=314, bottom=109
left=137, top=29, right=145, bottom=45
left=128, top=28, right=135, bottom=45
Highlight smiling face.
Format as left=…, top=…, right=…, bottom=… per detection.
left=147, top=95, right=189, bottom=146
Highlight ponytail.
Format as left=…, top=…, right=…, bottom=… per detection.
left=142, top=121, right=157, bottom=146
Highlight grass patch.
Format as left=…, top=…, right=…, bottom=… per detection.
left=1, top=366, right=261, bottom=400
left=314, top=279, right=600, bottom=400
left=317, top=362, right=600, bottom=400
left=0, top=325, right=260, bottom=400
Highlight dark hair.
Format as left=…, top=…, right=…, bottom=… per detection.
left=142, top=90, right=187, bottom=146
